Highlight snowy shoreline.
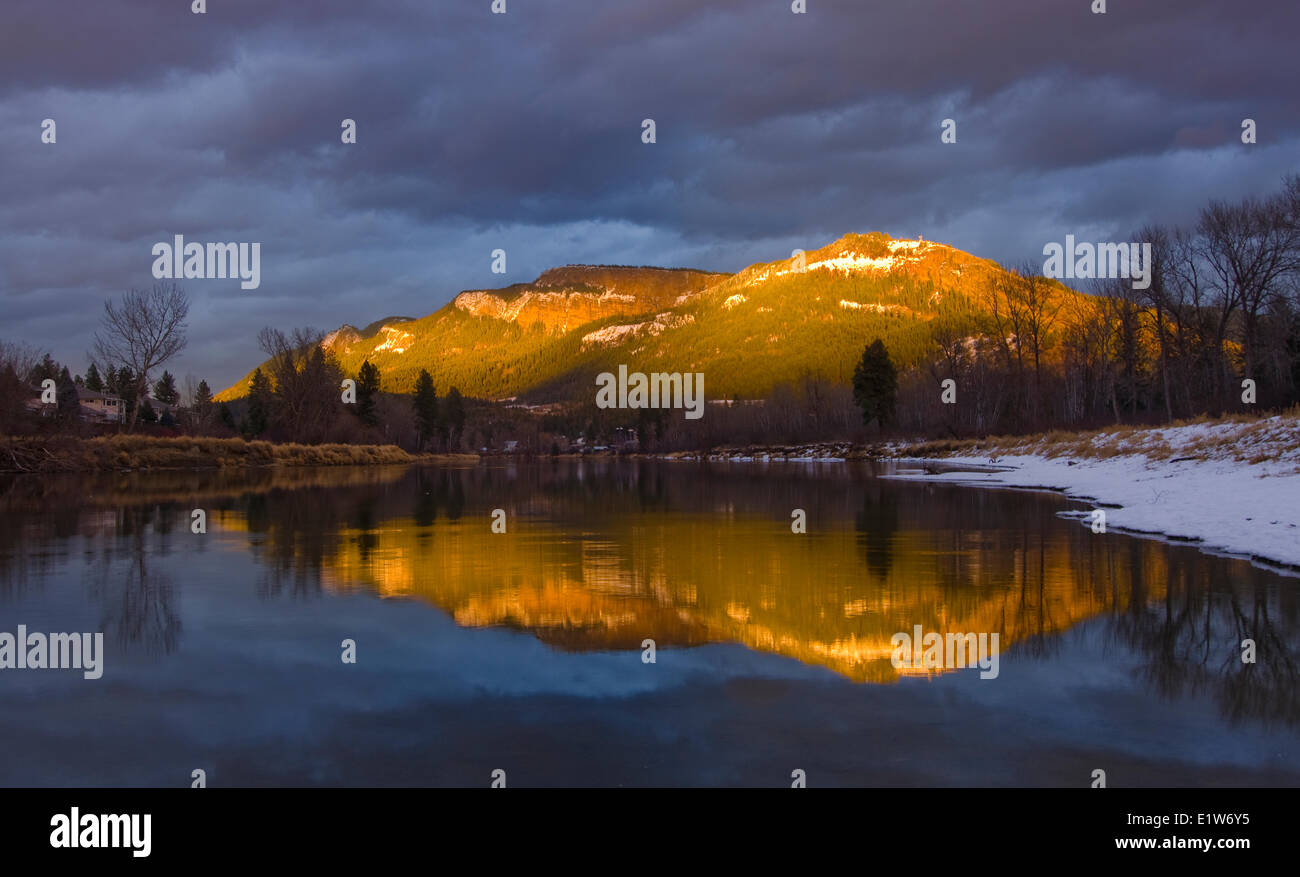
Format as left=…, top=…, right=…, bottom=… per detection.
left=883, top=418, right=1300, bottom=575
left=660, top=415, right=1300, bottom=574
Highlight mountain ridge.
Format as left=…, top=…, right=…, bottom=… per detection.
left=216, top=232, right=1082, bottom=403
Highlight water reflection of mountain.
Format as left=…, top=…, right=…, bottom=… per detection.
left=1, top=462, right=1296, bottom=724
left=223, top=462, right=1300, bottom=717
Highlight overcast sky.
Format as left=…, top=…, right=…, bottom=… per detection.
left=2, top=0, right=1297, bottom=390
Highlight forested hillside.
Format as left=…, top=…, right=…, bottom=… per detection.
left=216, top=233, right=1083, bottom=403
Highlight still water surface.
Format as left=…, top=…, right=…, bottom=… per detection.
left=1, top=460, right=1296, bottom=786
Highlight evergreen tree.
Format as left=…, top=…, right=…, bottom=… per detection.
left=852, top=338, right=898, bottom=428
left=219, top=403, right=236, bottom=431
left=443, top=386, right=465, bottom=447
left=193, top=379, right=213, bottom=408
left=160, top=407, right=177, bottom=428
left=153, top=370, right=179, bottom=405
left=355, top=360, right=381, bottom=427
left=139, top=398, right=158, bottom=424
left=244, top=367, right=272, bottom=437
left=187, top=379, right=215, bottom=433
left=56, top=366, right=79, bottom=423
left=84, top=362, right=104, bottom=392
left=412, top=369, right=440, bottom=450
left=113, top=366, right=137, bottom=422
left=29, top=353, right=59, bottom=385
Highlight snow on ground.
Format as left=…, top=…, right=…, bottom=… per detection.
left=887, top=416, right=1300, bottom=572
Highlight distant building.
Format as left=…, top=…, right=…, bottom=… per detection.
left=26, top=384, right=129, bottom=423
left=611, top=427, right=639, bottom=452
left=76, top=388, right=126, bottom=423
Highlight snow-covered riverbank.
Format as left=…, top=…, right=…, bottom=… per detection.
left=886, top=415, right=1300, bottom=572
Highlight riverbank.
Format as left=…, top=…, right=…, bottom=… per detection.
left=656, top=412, right=1300, bottom=572
left=0, top=435, right=476, bottom=472
left=886, top=413, right=1300, bottom=572
left=9, top=417, right=1300, bottom=572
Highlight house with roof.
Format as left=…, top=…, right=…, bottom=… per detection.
left=26, top=383, right=129, bottom=423
left=76, top=388, right=126, bottom=423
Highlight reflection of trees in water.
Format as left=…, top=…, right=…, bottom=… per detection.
left=87, top=505, right=182, bottom=655
left=854, top=482, right=898, bottom=579
left=411, top=470, right=465, bottom=526
left=438, top=470, right=464, bottom=521
left=1109, top=548, right=1300, bottom=726
left=980, top=520, right=1299, bottom=725
left=635, top=461, right=667, bottom=510
left=250, top=487, right=334, bottom=598
left=13, top=461, right=1296, bottom=725
left=353, top=498, right=379, bottom=565
left=0, top=474, right=82, bottom=595
left=413, top=470, right=438, bottom=528
left=1003, top=516, right=1066, bottom=661
left=1217, top=587, right=1300, bottom=725
left=250, top=471, right=471, bottom=596
left=226, top=463, right=1300, bottom=716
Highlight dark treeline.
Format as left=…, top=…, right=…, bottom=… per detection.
left=1, top=318, right=473, bottom=453
left=900, top=175, right=1300, bottom=436
left=493, top=174, right=1300, bottom=450
left=213, top=327, right=469, bottom=451
left=6, top=176, right=1299, bottom=453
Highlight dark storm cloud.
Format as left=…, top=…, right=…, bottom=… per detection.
left=1, top=0, right=1297, bottom=389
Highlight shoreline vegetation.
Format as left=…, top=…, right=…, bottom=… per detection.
left=4, top=409, right=1295, bottom=471
left=660, top=407, right=1300, bottom=464
left=0, top=435, right=475, bottom=473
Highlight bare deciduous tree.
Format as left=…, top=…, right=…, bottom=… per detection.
left=1198, top=190, right=1300, bottom=404
left=93, top=283, right=189, bottom=430
left=257, top=326, right=345, bottom=443
left=0, top=339, right=45, bottom=433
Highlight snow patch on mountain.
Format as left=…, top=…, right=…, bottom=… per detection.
left=580, top=313, right=696, bottom=350
left=740, top=238, right=937, bottom=289
left=373, top=325, right=414, bottom=355
left=839, top=300, right=907, bottom=313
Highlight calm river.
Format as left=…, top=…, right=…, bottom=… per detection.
left=1, top=460, right=1296, bottom=786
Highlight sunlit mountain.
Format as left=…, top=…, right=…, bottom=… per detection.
left=216, top=232, right=1089, bottom=402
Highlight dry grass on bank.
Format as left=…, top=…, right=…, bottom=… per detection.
left=0, top=435, right=472, bottom=472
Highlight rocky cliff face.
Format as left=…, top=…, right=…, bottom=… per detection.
left=218, top=234, right=1087, bottom=404
left=452, top=265, right=728, bottom=333
left=322, top=318, right=415, bottom=356
left=321, top=324, right=362, bottom=353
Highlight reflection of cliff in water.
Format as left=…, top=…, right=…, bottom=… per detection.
left=216, top=462, right=1300, bottom=717
left=1, top=462, right=1296, bottom=724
